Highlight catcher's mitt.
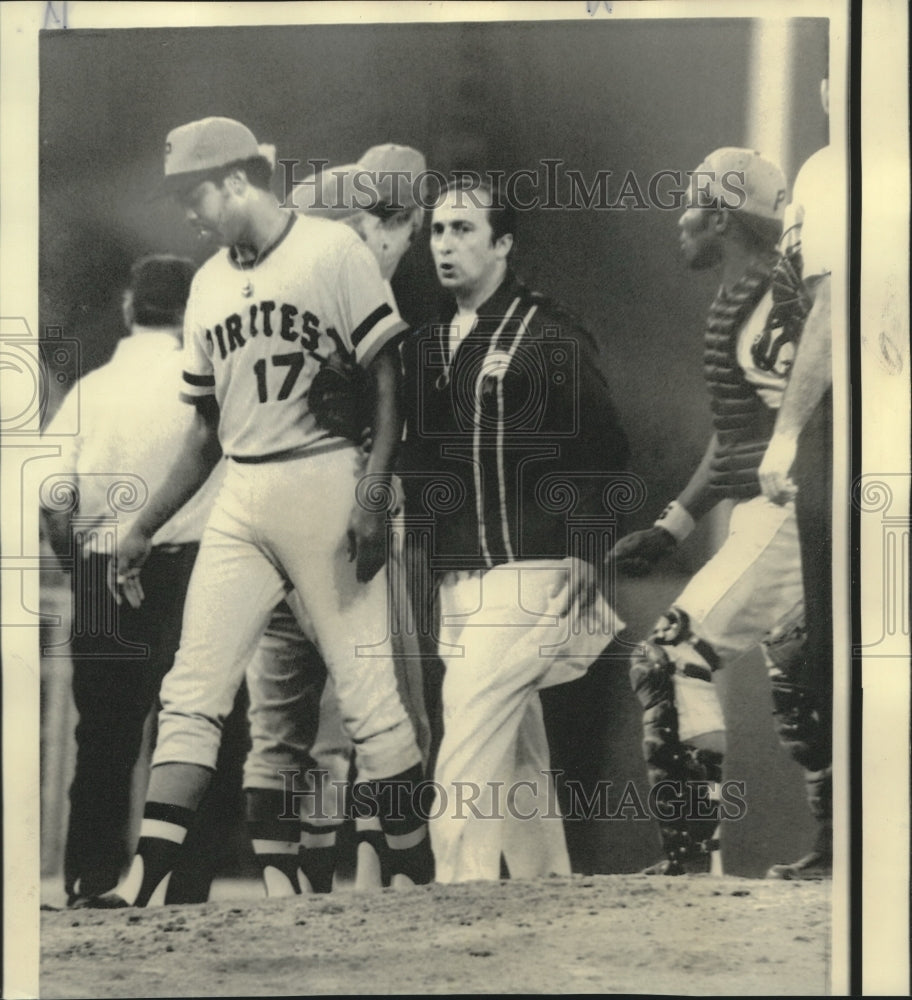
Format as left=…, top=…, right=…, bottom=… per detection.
left=308, top=350, right=374, bottom=443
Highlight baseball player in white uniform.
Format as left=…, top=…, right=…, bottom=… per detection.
left=91, top=117, right=431, bottom=908
left=609, top=149, right=809, bottom=875
left=243, top=143, right=432, bottom=897
left=760, top=76, right=841, bottom=880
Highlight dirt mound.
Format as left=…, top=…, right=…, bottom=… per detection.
left=40, top=873, right=830, bottom=996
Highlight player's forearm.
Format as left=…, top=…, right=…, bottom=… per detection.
left=771, top=275, right=832, bottom=443
left=675, top=433, right=721, bottom=522
left=133, top=409, right=221, bottom=539
left=363, top=344, right=402, bottom=483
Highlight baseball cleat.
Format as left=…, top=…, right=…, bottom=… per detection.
left=642, top=858, right=687, bottom=876
left=68, top=892, right=131, bottom=909
left=641, top=856, right=712, bottom=876
left=765, top=849, right=832, bottom=880
left=390, top=873, right=420, bottom=890
left=642, top=842, right=722, bottom=876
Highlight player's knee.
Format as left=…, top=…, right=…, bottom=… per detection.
left=630, top=606, right=725, bottom=761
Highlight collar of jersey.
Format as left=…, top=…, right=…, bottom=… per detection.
left=229, top=211, right=297, bottom=272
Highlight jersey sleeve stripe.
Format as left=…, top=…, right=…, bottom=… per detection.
left=182, top=371, right=216, bottom=387
left=179, top=391, right=210, bottom=405
left=355, top=316, right=409, bottom=369
left=351, top=303, right=394, bottom=348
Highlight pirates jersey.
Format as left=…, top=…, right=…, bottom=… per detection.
left=180, top=212, right=406, bottom=459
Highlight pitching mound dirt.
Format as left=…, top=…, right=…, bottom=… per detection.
left=40, top=873, right=830, bottom=996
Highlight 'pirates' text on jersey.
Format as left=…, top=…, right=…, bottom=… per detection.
left=180, top=213, right=406, bottom=458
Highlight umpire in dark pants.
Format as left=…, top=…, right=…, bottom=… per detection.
left=41, top=254, right=242, bottom=906
left=63, top=544, right=200, bottom=901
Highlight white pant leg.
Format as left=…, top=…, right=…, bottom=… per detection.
left=501, top=696, right=571, bottom=879
left=242, top=602, right=326, bottom=794
left=675, top=496, right=804, bottom=660
left=308, top=677, right=354, bottom=824
left=259, top=448, right=420, bottom=782
left=431, top=563, right=580, bottom=884
left=154, top=467, right=287, bottom=770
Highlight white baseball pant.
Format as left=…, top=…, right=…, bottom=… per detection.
left=242, top=506, right=432, bottom=802
left=430, top=558, right=623, bottom=884
left=675, top=494, right=804, bottom=659
left=154, top=446, right=420, bottom=782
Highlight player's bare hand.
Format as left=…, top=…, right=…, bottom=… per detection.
left=606, top=526, right=676, bottom=577
left=758, top=433, right=799, bottom=505
left=346, top=507, right=388, bottom=583
left=110, top=527, right=153, bottom=608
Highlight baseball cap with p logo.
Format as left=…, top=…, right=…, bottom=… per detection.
left=160, top=116, right=273, bottom=196
left=690, top=147, right=787, bottom=221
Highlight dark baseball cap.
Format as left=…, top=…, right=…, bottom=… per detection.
left=130, top=254, right=196, bottom=313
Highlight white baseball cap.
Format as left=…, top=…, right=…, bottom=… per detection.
left=161, top=116, right=274, bottom=195
left=690, top=147, right=787, bottom=221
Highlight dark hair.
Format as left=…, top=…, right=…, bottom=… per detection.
left=130, top=254, right=196, bottom=327
left=442, top=176, right=516, bottom=244
left=212, top=155, right=274, bottom=191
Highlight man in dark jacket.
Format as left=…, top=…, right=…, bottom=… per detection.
left=399, top=177, right=629, bottom=883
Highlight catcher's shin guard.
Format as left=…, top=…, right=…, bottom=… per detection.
left=630, top=607, right=726, bottom=873
left=762, top=603, right=831, bottom=778
left=761, top=605, right=833, bottom=880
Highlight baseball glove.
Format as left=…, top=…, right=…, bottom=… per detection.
left=308, top=350, right=374, bottom=443
left=607, top=526, right=677, bottom=577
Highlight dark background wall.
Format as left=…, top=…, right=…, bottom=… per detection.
left=39, top=17, right=829, bottom=877
left=39, top=17, right=828, bottom=523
